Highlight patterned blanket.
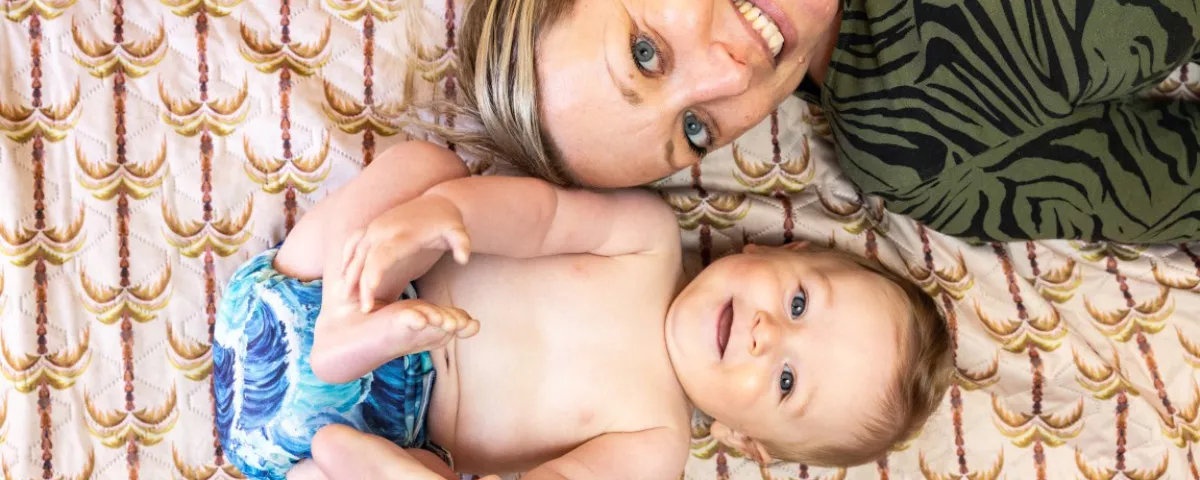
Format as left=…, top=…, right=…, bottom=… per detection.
left=1, top=0, right=1197, bottom=478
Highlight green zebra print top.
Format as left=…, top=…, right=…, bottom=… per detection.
left=810, top=0, right=1200, bottom=243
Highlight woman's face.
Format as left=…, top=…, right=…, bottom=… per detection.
left=536, top=0, right=840, bottom=188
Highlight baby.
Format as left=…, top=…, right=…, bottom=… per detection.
left=213, top=141, right=953, bottom=479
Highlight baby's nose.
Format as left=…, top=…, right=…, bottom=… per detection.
left=749, top=311, right=779, bottom=356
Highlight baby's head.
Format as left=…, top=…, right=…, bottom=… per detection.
left=664, top=243, right=953, bottom=467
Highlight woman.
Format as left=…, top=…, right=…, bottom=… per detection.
left=453, top=0, right=1199, bottom=243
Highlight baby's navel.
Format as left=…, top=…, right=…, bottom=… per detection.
left=577, top=409, right=595, bottom=428
left=570, top=260, right=590, bottom=276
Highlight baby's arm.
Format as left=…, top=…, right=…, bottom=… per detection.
left=315, top=175, right=683, bottom=383
left=308, top=151, right=681, bottom=383
left=275, top=140, right=468, bottom=299
left=305, top=424, right=459, bottom=480
left=423, top=176, right=680, bottom=258
left=347, top=175, right=682, bottom=306
left=520, top=428, right=686, bottom=480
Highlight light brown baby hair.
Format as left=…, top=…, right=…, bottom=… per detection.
left=765, top=248, right=954, bottom=467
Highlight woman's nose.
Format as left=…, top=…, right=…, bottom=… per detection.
left=679, top=42, right=752, bottom=103
left=657, top=0, right=753, bottom=105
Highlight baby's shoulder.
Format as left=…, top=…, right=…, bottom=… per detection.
left=600, top=188, right=682, bottom=254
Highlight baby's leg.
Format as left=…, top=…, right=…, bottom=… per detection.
left=310, top=298, right=479, bottom=384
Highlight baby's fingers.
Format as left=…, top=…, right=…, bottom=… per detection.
left=339, top=232, right=367, bottom=298
left=344, top=234, right=371, bottom=300
left=340, top=230, right=365, bottom=276
left=442, top=227, right=471, bottom=265
left=358, top=240, right=420, bottom=313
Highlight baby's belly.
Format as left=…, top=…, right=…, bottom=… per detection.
left=428, top=352, right=623, bottom=474
left=424, top=315, right=671, bottom=474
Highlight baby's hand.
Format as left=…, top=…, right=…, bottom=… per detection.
left=341, top=195, right=472, bottom=312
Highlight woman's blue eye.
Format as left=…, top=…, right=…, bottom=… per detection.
left=790, top=290, right=807, bottom=319
left=780, top=365, right=795, bottom=396
left=632, top=37, right=660, bottom=73
left=683, top=111, right=711, bottom=154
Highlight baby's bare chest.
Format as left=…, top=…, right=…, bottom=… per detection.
left=417, top=254, right=685, bottom=472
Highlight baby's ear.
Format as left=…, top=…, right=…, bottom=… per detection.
left=711, top=422, right=774, bottom=465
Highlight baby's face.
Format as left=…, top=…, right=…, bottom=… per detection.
left=664, top=246, right=907, bottom=449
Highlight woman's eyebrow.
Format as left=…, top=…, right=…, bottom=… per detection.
left=605, top=56, right=643, bottom=106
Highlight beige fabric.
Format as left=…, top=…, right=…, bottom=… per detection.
left=0, top=0, right=1197, bottom=478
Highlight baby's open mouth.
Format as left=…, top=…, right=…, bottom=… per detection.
left=717, top=301, right=733, bottom=359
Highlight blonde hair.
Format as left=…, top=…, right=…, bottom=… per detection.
left=432, top=0, right=576, bottom=185
left=766, top=250, right=953, bottom=467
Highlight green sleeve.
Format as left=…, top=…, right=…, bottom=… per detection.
left=825, top=0, right=1200, bottom=242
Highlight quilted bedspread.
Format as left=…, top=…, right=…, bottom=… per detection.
left=1, top=0, right=1199, bottom=478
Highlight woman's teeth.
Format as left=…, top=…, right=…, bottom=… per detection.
left=733, top=0, right=784, bottom=58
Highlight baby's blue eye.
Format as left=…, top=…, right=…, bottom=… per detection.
left=780, top=365, right=795, bottom=396
left=790, top=290, right=807, bottom=319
